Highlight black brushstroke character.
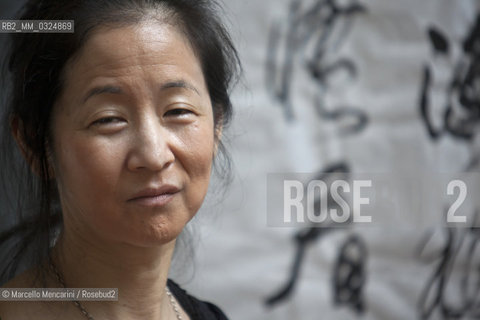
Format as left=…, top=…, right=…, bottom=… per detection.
left=417, top=210, right=480, bottom=319
left=420, top=14, right=480, bottom=147
left=265, top=163, right=350, bottom=307
left=265, top=163, right=368, bottom=315
left=266, top=0, right=368, bottom=135
left=333, top=234, right=367, bottom=313
left=264, top=0, right=370, bottom=314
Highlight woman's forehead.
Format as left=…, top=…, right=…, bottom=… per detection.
left=60, top=21, right=206, bottom=102
left=68, top=22, right=194, bottom=72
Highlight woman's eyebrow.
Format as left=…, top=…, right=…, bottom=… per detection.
left=82, top=80, right=200, bottom=104
left=160, top=80, right=200, bottom=95
left=82, top=85, right=123, bottom=104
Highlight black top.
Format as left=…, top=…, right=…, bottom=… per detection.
left=167, top=279, right=229, bottom=320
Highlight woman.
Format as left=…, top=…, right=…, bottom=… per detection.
left=0, top=0, right=239, bottom=319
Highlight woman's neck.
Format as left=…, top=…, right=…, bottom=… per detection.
left=50, top=229, right=177, bottom=319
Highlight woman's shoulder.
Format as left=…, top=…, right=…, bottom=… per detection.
left=167, top=279, right=229, bottom=320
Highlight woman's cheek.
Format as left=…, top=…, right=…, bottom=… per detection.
left=54, top=134, right=124, bottom=200
left=177, top=119, right=215, bottom=163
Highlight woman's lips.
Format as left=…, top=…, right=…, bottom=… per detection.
left=127, top=186, right=180, bottom=207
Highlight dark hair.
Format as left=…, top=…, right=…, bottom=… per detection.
left=0, top=0, right=240, bottom=285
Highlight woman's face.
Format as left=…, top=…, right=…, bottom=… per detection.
left=51, top=21, right=216, bottom=247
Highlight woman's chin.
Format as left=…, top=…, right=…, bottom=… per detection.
left=116, top=222, right=186, bottom=248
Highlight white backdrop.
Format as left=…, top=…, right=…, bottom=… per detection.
left=175, top=0, right=480, bottom=319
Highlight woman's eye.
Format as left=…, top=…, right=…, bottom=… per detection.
left=91, top=117, right=125, bottom=126
left=164, top=108, right=194, bottom=117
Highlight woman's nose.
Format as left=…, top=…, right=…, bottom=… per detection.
left=126, top=118, right=175, bottom=172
